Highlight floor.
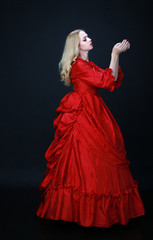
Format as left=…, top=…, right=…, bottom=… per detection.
left=1, top=185, right=152, bottom=240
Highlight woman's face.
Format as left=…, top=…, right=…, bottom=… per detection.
left=78, top=31, right=93, bottom=51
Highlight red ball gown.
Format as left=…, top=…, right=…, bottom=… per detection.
left=36, top=57, right=145, bottom=227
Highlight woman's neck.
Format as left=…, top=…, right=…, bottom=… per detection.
left=78, top=52, right=89, bottom=62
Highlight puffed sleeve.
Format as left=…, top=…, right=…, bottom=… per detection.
left=71, top=59, right=124, bottom=92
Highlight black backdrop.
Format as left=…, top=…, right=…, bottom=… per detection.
left=1, top=0, right=153, bottom=194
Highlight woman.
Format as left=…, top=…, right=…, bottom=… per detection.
left=36, top=29, right=145, bottom=228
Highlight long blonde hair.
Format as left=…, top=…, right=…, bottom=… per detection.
left=58, top=29, right=85, bottom=86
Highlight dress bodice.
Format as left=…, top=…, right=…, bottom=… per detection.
left=72, top=78, right=99, bottom=95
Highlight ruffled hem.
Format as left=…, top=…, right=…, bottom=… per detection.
left=36, top=180, right=145, bottom=228
left=40, top=179, right=138, bottom=198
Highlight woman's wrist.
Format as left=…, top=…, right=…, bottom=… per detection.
left=111, top=51, right=119, bottom=58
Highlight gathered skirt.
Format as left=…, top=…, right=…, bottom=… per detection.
left=36, top=91, right=145, bottom=227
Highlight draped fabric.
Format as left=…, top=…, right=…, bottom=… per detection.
left=36, top=57, right=145, bottom=227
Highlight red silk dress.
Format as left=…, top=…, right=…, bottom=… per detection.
left=36, top=57, right=145, bottom=227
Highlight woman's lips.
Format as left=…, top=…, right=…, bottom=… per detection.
left=90, top=43, right=93, bottom=46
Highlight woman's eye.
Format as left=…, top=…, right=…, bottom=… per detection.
left=83, top=39, right=86, bottom=41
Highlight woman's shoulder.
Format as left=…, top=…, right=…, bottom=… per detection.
left=71, top=57, right=95, bottom=69
left=70, top=58, right=90, bottom=78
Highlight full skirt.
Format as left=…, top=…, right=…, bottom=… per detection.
left=36, top=91, right=145, bottom=227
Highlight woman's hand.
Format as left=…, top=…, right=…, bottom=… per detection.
left=112, top=39, right=130, bottom=55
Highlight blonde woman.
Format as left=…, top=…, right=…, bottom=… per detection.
left=36, top=29, right=145, bottom=227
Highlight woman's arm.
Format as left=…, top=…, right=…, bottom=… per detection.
left=109, top=39, right=130, bottom=81
left=109, top=52, right=119, bottom=82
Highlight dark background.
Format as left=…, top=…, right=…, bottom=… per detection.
left=0, top=0, right=153, bottom=239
